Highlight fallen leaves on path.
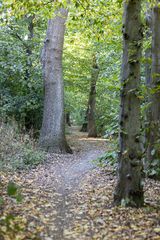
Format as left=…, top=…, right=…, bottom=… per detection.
left=0, top=128, right=160, bottom=240
left=64, top=168, right=160, bottom=240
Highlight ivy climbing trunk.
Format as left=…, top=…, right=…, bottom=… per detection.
left=88, top=54, right=99, bottom=138
left=146, top=3, right=160, bottom=179
left=39, top=8, right=72, bottom=154
left=114, top=0, right=144, bottom=207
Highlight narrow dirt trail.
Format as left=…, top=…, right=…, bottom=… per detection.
left=1, top=127, right=160, bottom=240
left=23, top=126, right=107, bottom=239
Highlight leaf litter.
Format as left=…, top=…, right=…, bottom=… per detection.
left=0, top=127, right=160, bottom=240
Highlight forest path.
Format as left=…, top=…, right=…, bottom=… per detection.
left=1, top=127, right=160, bottom=240
left=24, top=126, right=107, bottom=239
left=47, top=127, right=106, bottom=239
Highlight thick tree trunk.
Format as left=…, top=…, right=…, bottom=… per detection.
left=114, top=0, right=144, bottom=207
left=39, top=9, right=72, bottom=154
left=88, top=54, right=99, bottom=138
left=146, top=4, right=160, bottom=178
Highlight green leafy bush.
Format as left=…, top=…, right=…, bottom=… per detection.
left=145, top=159, right=160, bottom=180
left=96, top=150, right=117, bottom=168
left=0, top=122, right=45, bottom=170
left=95, top=139, right=118, bottom=168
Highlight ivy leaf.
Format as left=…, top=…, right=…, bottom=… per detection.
left=0, top=197, right=4, bottom=206
left=16, top=193, right=23, bottom=203
left=7, top=181, right=18, bottom=196
left=151, top=159, right=159, bottom=167
left=150, top=169, right=157, bottom=176
left=151, top=149, right=156, bottom=156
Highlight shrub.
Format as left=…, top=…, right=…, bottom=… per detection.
left=95, top=138, right=118, bottom=169
left=0, top=122, right=45, bottom=170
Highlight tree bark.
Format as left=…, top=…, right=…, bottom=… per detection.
left=146, top=3, right=160, bottom=178
left=114, top=0, right=144, bottom=207
left=144, top=7, right=152, bottom=171
left=88, top=54, right=99, bottom=138
left=24, top=16, right=35, bottom=132
left=39, top=8, right=72, bottom=154
left=65, top=112, right=71, bottom=126
left=80, top=107, right=89, bottom=132
left=24, top=15, right=34, bottom=82
left=145, top=7, right=152, bottom=87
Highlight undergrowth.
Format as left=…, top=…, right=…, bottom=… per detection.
left=0, top=122, right=45, bottom=170
left=95, top=137, right=118, bottom=168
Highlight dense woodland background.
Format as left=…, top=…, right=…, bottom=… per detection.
left=0, top=0, right=160, bottom=239
left=1, top=0, right=121, bottom=166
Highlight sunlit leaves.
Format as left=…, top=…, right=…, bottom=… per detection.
left=2, top=0, right=63, bottom=20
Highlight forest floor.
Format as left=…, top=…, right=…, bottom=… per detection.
left=0, top=126, right=160, bottom=240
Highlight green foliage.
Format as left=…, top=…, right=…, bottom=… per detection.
left=7, top=181, right=23, bottom=202
left=0, top=197, right=4, bottom=206
left=95, top=139, right=118, bottom=168
left=146, top=158, right=160, bottom=179
left=0, top=17, right=44, bottom=132
left=7, top=181, right=18, bottom=196
left=0, top=0, right=122, bottom=137
left=64, top=7, right=122, bottom=133
left=97, top=151, right=117, bottom=168
left=103, top=116, right=119, bottom=137
left=0, top=123, right=45, bottom=170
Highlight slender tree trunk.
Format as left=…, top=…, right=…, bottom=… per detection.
left=88, top=54, right=99, bottom=138
left=80, top=54, right=99, bottom=135
left=144, top=7, right=152, bottom=171
left=80, top=107, right=89, bottom=132
left=146, top=3, right=160, bottom=178
left=114, top=0, right=144, bottom=207
left=39, top=8, right=72, bottom=154
left=25, top=15, right=34, bottom=82
left=145, top=7, right=152, bottom=87
left=66, top=112, right=71, bottom=126
left=24, top=16, right=34, bottom=131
